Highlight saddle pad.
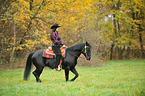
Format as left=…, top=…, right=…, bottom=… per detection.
left=42, top=46, right=67, bottom=58
left=43, top=49, right=55, bottom=59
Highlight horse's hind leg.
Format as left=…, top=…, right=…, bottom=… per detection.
left=33, top=67, right=44, bottom=82
left=70, top=67, right=79, bottom=81
left=65, top=68, right=69, bottom=82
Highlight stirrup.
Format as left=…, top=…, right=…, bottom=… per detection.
left=56, top=68, right=61, bottom=71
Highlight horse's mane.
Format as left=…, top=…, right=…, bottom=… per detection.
left=66, top=43, right=85, bottom=51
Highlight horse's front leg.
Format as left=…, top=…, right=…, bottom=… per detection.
left=65, top=67, right=69, bottom=82
left=70, top=67, right=79, bottom=81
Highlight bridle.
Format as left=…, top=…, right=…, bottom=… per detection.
left=81, top=45, right=90, bottom=57
left=68, top=45, right=90, bottom=58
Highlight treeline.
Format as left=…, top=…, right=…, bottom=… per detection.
left=0, top=0, right=145, bottom=64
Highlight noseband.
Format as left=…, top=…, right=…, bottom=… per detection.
left=81, top=45, right=90, bottom=57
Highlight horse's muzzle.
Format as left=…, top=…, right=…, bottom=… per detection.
left=86, top=56, right=91, bottom=60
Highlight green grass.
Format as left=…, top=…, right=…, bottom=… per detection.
left=0, top=60, right=145, bottom=96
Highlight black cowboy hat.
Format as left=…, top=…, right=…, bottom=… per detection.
left=51, top=23, right=61, bottom=29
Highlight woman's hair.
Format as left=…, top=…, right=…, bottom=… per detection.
left=50, top=27, right=57, bottom=41
left=52, top=27, right=56, bottom=32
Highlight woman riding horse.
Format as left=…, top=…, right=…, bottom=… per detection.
left=24, top=42, right=91, bottom=82
left=50, top=23, right=64, bottom=71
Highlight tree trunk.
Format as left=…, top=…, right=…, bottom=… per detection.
left=138, top=24, right=144, bottom=58
left=83, top=12, right=88, bottom=43
left=0, top=21, right=5, bottom=60
left=118, top=45, right=125, bottom=60
left=113, top=14, right=117, bottom=36
left=110, top=43, right=115, bottom=60
left=19, top=0, right=33, bottom=44
left=110, top=12, right=117, bottom=60
left=11, top=19, right=16, bottom=60
left=19, top=0, right=45, bottom=45
left=125, top=46, right=130, bottom=59
left=131, top=6, right=144, bottom=58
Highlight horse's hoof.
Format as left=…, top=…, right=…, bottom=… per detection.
left=70, top=80, right=75, bottom=81
left=37, top=79, right=41, bottom=83
left=23, top=78, right=27, bottom=81
left=66, top=80, right=73, bottom=82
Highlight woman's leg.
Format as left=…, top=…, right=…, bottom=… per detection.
left=52, top=46, right=62, bottom=69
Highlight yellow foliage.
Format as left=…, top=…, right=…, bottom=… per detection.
left=1, top=0, right=145, bottom=54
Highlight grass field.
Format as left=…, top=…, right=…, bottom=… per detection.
left=0, top=60, right=145, bottom=96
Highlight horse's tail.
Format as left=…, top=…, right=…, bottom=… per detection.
left=24, top=52, right=35, bottom=80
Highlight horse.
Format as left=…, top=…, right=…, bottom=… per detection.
left=24, top=41, right=91, bottom=82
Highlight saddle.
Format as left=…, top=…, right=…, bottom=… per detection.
left=43, top=45, right=67, bottom=59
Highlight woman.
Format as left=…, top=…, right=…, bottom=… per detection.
left=50, top=23, right=64, bottom=71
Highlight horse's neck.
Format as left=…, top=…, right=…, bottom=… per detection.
left=68, top=43, right=84, bottom=58
left=72, top=50, right=82, bottom=58
left=68, top=43, right=85, bottom=51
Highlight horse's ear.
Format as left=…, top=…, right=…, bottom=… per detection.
left=85, top=41, right=89, bottom=45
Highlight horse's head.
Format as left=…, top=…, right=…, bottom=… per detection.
left=82, top=42, right=91, bottom=60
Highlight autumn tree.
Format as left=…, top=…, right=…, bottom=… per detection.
left=0, top=0, right=144, bottom=64
left=95, top=0, right=144, bottom=60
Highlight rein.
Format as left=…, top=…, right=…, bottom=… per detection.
left=67, top=45, right=88, bottom=58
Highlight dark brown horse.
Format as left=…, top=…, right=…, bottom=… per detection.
left=24, top=42, right=91, bottom=82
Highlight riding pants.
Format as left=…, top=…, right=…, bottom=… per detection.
left=52, top=46, right=62, bottom=68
